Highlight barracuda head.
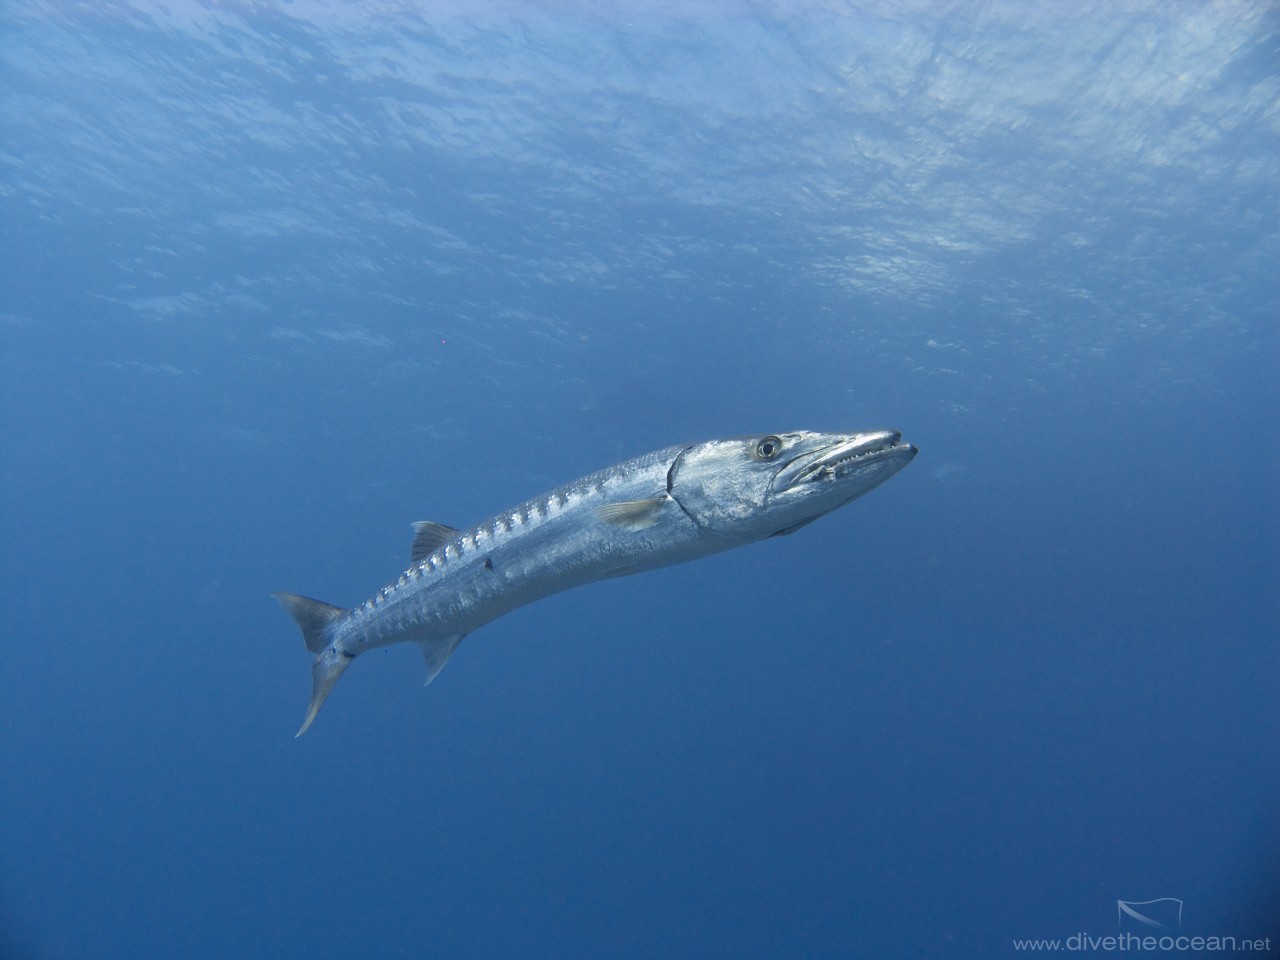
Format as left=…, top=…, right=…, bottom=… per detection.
left=668, top=430, right=917, bottom=540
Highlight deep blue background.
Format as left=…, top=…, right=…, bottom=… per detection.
left=2, top=2, right=1277, bottom=957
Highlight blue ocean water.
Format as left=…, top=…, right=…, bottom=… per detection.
left=1, top=1, right=1277, bottom=957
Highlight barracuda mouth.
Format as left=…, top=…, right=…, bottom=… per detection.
left=776, top=430, right=916, bottom=490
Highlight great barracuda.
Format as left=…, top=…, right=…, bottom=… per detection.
left=276, top=429, right=917, bottom=735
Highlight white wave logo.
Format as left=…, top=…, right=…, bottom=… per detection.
left=1117, top=898, right=1184, bottom=930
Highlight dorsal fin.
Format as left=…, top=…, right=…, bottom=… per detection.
left=410, top=521, right=460, bottom=563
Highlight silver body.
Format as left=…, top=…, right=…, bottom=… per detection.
left=343, top=443, right=705, bottom=654
left=277, top=429, right=917, bottom=735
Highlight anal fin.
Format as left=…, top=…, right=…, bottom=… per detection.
left=422, top=634, right=464, bottom=687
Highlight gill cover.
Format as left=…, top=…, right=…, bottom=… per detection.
left=668, top=430, right=917, bottom=540
left=667, top=433, right=802, bottom=538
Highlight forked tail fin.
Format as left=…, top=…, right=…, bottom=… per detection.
left=273, top=592, right=353, bottom=737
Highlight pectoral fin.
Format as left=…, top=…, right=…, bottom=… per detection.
left=771, top=517, right=817, bottom=537
left=596, top=497, right=666, bottom=531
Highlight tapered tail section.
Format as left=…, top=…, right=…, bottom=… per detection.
left=273, top=592, right=353, bottom=737
left=273, top=592, right=347, bottom=653
left=296, top=646, right=353, bottom=737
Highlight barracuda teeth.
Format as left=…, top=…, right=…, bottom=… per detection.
left=800, top=442, right=895, bottom=482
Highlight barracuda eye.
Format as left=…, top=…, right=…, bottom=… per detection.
left=754, top=436, right=783, bottom=460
